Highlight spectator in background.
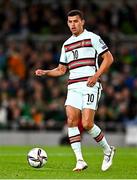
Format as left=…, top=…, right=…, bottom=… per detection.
left=8, top=51, right=26, bottom=80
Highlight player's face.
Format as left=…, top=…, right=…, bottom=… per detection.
left=67, top=15, right=85, bottom=36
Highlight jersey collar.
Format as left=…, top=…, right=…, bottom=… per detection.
left=72, top=29, right=87, bottom=37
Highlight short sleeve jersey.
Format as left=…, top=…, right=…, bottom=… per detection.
left=59, top=29, right=108, bottom=88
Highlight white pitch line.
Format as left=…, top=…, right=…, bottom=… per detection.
left=0, top=152, right=137, bottom=156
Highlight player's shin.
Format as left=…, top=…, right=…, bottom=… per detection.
left=88, top=124, right=111, bottom=155
left=68, top=127, right=83, bottom=161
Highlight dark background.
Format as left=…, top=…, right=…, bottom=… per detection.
left=0, top=0, right=137, bottom=135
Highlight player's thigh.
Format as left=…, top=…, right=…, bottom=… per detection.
left=82, top=108, right=95, bottom=129
left=66, top=105, right=81, bottom=127
left=65, top=89, right=82, bottom=110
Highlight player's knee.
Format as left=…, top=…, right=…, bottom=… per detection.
left=67, top=117, right=78, bottom=127
left=82, top=119, right=94, bottom=130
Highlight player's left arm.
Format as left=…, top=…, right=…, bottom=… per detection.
left=95, top=50, right=113, bottom=78
left=87, top=50, right=114, bottom=87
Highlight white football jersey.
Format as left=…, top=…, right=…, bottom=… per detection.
left=59, top=29, right=108, bottom=89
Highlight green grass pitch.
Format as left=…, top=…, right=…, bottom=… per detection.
left=0, top=146, right=137, bottom=179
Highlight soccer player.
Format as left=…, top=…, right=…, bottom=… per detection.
left=35, top=10, right=115, bottom=172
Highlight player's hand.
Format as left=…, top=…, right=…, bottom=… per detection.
left=35, top=69, right=47, bottom=76
left=87, top=75, right=98, bottom=87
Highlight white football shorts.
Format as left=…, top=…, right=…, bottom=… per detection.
left=65, top=86, right=102, bottom=110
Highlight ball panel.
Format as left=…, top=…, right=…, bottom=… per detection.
left=27, top=158, right=41, bottom=168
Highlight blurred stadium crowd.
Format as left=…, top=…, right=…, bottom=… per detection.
left=0, top=0, right=137, bottom=132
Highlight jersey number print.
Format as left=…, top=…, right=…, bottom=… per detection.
left=72, top=50, right=78, bottom=59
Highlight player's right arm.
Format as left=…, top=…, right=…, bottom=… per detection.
left=35, top=44, right=67, bottom=77
left=35, top=64, right=67, bottom=77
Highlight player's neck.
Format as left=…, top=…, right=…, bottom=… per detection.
left=73, top=29, right=84, bottom=37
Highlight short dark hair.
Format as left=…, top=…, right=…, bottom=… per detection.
left=67, top=10, right=84, bottom=20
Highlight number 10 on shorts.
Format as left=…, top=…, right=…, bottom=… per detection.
left=87, top=93, right=94, bottom=103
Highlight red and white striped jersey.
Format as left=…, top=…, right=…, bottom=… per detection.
left=59, top=29, right=108, bottom=88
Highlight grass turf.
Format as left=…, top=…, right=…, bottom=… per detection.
left=0, top=146, right=137, bottom=179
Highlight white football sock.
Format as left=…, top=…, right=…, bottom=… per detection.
left=88, top=124, right=111, bottom=155
left=68, top=127, right=83, bottom=161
